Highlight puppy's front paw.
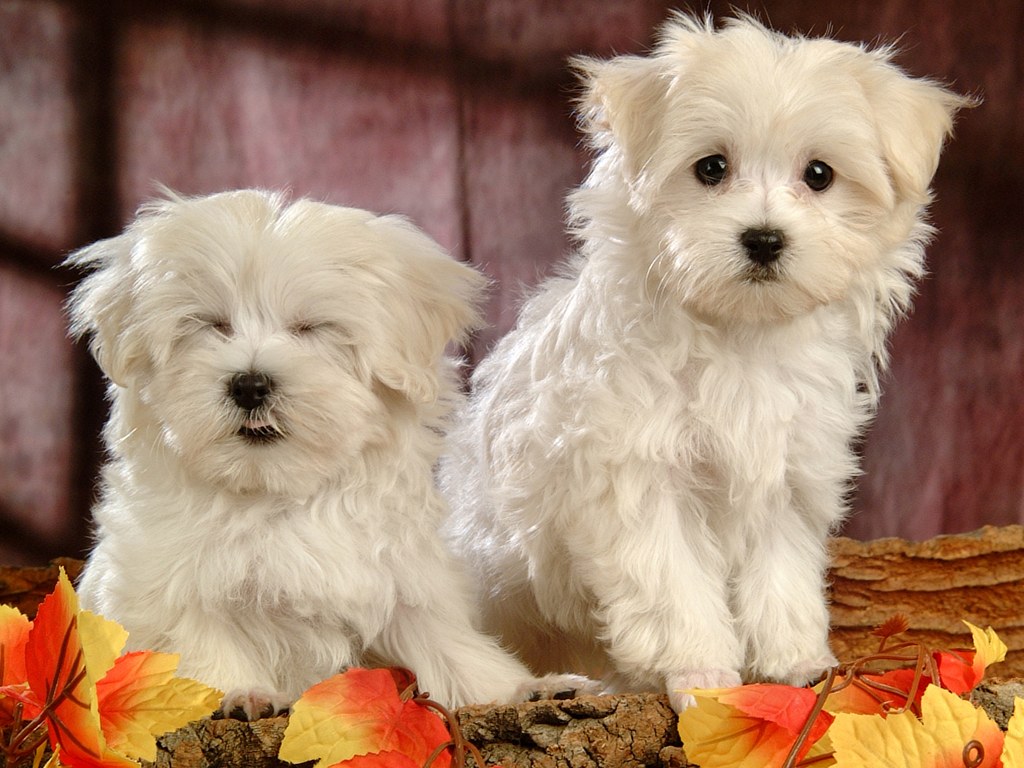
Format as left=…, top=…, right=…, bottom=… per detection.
left=215, top=688, right=292, bottom=721
left=666, top=669, right=743, bottom=713
left=775, top=654, right=838, bottom=689
left=514, top=673, right=603, bottom=703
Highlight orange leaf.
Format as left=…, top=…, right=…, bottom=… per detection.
left=679, top=685, right=834, bottom=768
left=719, top=684, right=834, bottom=742
left=24, top=569, right=135, bottom=768
left=0, top=604, right=31, bottom=685
left=280, top=668, right=452, bottom=768
left=96, top=650, right=221, bottom=761
left=932, top=624, right=1007, bottom=696
left=822, top=670, right=918, bottom=716
left=0, top=605, right=34, bottom=724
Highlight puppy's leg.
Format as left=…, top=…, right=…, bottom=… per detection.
left=373, top=597, right=596, bottom=709
left=157, top=607, right=346, bottom=721
left=731, top=507, right=837, bottom=687
left=565, top=481, right=743, bottom=712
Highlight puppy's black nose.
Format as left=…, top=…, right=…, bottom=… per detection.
left=228, top=371, right=273, bottom=411
left=741, top=228, right=785, bottom=266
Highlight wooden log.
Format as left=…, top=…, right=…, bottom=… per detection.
left=4, top=524, right=1024, bottom=766
left=828, top=525, right=1024, bottom=677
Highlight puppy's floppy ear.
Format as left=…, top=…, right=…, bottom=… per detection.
left=855, top=51, right=975, bottom=204
left=573, top=15, right=714, bottom=207
left=573, top=52, right=669, bottom=204
left=363, top=216, right=488, bottom=404
left=64, top=232, right=149, bottom=387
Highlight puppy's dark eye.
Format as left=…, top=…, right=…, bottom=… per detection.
left=694, top=154, right=729, bottom=186
left=193, top=317, right=231, bottom=336
left=803, top=160, right=834, bottom=192
left=290, top=321, right=331, bottom=336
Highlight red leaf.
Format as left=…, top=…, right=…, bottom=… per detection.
left=934, top=649, right=978, bottom=694
left=720, top=684, right=834, bottom=743
left=281, top=668, right=452, bottom=768
left=23, top=570, right=135, bottom=768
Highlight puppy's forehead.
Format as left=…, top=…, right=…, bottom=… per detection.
left=135, top=197, right=386, bottom=318
left=665, top=30, right=878, bottom=153
left=675, top=35, right=868, bottom=111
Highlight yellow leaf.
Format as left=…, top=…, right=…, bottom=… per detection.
left=964, top=622, right=1007, bottom=671
left=78, top=609, right=129, bottom=683
left=831, top=685, right=1004, bottom=767
left=1001, top=698, right=1024, bottom=768
left=40, top=745, right=65, bottom=768
left=96, top=650, right=222, bottom=761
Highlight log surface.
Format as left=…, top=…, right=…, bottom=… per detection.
left=4, top=524, right=1024, bottom=766
left=828, top=525, right=1024, bottom=676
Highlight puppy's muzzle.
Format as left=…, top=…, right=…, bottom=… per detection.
left=228, top=371, right=281, bottom=443
left=741, top=228, right=785, bottom=266
left=229, top=371, right=273, bottom=411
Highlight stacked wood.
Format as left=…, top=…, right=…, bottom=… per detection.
left=828, top=524, right=1024, bottom=676
left=3, top=524, right=1024, bottom=766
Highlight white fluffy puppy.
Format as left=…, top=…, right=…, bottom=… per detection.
left=442, top=15, right=970, bottom=711
left=67, top=189, right=589, bottom=719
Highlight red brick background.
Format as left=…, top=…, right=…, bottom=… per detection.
left=1, top=0, right=1021, bottom=563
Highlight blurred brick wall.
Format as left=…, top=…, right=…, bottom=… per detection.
left=0, top=0, right=1020, bottom=563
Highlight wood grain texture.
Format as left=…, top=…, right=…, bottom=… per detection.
left=0, top=0, right=1020, bottom=578
left=828, top=525, right=1024, bottom=676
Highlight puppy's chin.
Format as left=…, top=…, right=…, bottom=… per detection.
left=190, top=436, right=326, bottom=498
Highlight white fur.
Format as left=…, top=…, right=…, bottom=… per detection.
left=67, top=189, right=591, bottom=717
left=441, top=14, right=970, bottom=712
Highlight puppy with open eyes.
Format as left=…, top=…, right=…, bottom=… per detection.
left=441, top=14, right=971, bottom=711
left=67, top=188, right=591, bottom=719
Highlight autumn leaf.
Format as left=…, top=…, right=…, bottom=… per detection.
left=280, top=668, right=452, bottom=768
left=965, top=622, right=1007, bottom=680
left=931, top=623, right=1006, bottom=696
left=0, top=604, right=31, bottom=685
left=821, top=669, right=920, bottom=716
left=78, top=611, right=128, bottom=684
left=95, top=650, right=221, bottom=761
left=1001, top=698, right=1024, bottom=768
left=830, top=684, right=1004, bottom=767
left=0, top=604, right=33, bottom=725
left=678, top=685, right=834, bottom=768
left=24, top=569, right=137, bottom=768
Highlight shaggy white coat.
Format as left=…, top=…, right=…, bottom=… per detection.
left=68, top=189, right=588, bottom=717
left=442, top=14, right=969, bottom=711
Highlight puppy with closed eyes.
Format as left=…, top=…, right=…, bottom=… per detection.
left=442, top=14, right=971, bottom=711
left=67, top=188, right=591, bottom=718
